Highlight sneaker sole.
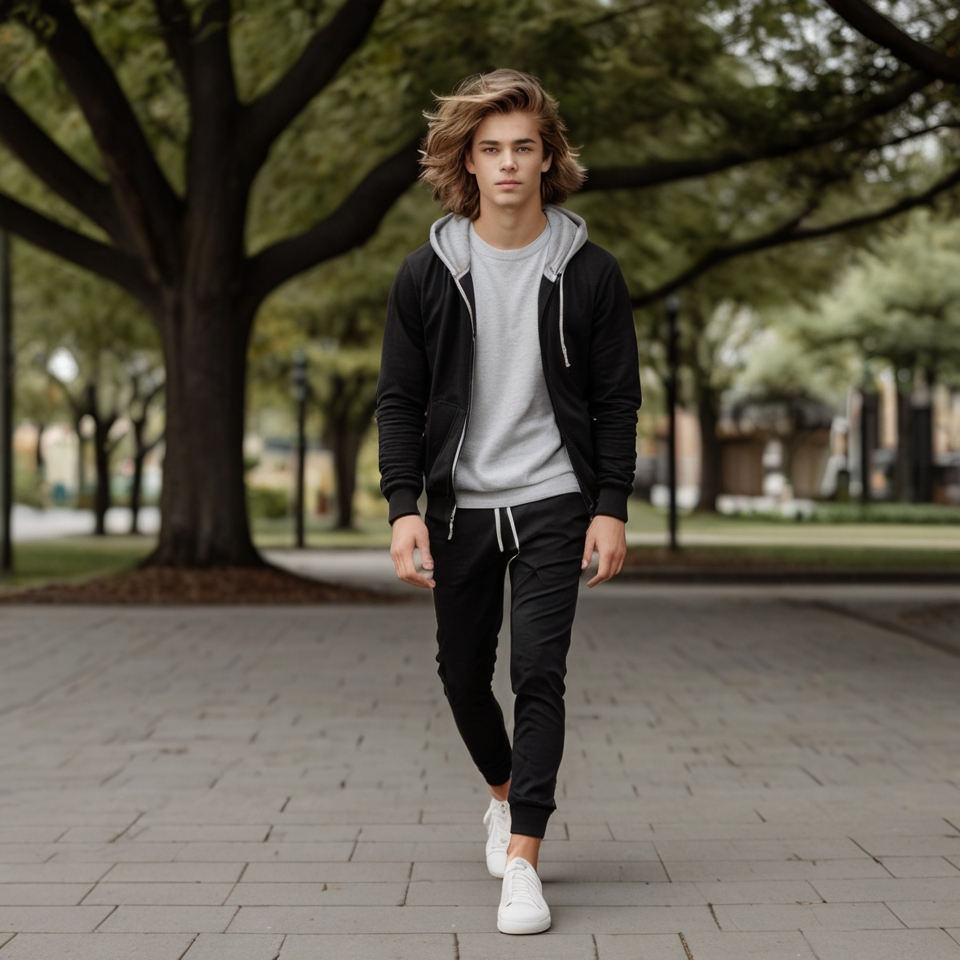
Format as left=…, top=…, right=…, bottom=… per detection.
left=497, top=913, right=551, bottom=935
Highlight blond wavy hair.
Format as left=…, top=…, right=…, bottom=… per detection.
left=420, top=70, right=586, bottom=220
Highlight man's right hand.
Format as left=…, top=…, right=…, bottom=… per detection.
left=390, top=515, right=435, bottom=589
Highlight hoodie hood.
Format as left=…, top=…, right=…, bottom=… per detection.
left=429, top=205, right=588, bottom=281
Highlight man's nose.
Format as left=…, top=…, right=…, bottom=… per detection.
left=500, top=151, right=518, bottom=170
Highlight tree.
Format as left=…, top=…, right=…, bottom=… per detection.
left=3, top=0, right=960, bottom=563
left=731, top=324, right=852, bottom=491
left=126, top=359, right=164, bottom=534
left=14, top=362, right=65, bottom=487
left=789, top=211, right=960, bottom=499
left=14, top=242, right=162, bottom=531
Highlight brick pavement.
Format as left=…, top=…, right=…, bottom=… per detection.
left=0, top=583, right=959, bottom=958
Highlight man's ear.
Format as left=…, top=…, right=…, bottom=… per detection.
left=465, top=147, right=476, bottom=175
left=541, top=151, right=553, bottom=174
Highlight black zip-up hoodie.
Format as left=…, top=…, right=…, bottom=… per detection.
left=376, top=206, right=642, bottom=535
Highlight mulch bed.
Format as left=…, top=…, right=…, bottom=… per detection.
left=0, top=564, right=399, bottom=605
left=620, top=549, right=958, bottom=583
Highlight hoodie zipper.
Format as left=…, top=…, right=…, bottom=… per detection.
left=448, top=275, right=476, bottom=539
left=558, top=270, right=571, bottom=369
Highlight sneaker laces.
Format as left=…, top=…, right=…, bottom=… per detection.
left=504, top=860, right=542, bottom=907
left=484, top=801, right=510, bottom=844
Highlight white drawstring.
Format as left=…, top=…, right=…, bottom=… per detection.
left=559, top=272, right=570, bottom=368
left=493, top=507, right=520, bottom=558
left=506, top=506, right=520, bottom=555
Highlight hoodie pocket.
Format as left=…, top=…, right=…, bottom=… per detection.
left=424, top=400, right=461, bottom=491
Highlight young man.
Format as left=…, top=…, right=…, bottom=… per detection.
left=377, top=70, right=641, bottom=935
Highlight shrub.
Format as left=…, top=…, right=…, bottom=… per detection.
left=246, top=486, right=288, bottom=520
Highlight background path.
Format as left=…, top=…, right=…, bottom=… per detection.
left=1, top=583, right=960, bottom=958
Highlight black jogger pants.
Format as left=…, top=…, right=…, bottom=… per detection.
left=428, top=493, right=589, bottom=839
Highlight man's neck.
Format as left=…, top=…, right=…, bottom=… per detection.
left=471, top=202, right=547, bottom=251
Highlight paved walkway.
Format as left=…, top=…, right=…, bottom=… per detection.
left=1, top=582, right=960, bottom=959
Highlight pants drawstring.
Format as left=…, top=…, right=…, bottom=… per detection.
left=494, top=506, right=520, bottom=557
left=506, top=506, right=520, bottom=555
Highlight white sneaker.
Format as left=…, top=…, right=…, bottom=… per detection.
left=483, top=798, right=510, bottom=878
left=497, top=856, right=551, bottom=935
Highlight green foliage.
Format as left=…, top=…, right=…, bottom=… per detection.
left=246, top=484, right=289, bottom=520
left=791, top=210, right=960, bottom=387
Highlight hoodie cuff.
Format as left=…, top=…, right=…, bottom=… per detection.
left=388, top=488, right=422, bottom=524
left=595, top=487, right=629, bottom=523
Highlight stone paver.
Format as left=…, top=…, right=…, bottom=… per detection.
left=0, top=933, right=194, bottom=959
left=182, top=933, right=284, bottom=959
left=681, top=931, right=817, bottom=959
left=803, top=928, right=960, bottom=959
left=1, top=583, right=960, bottom=958
left=279, top=933, right=454, bottom=959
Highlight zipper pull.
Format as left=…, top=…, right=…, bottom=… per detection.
left=447, top=505, right=457, bottom=540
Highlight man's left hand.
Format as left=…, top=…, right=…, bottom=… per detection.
left=581, top=515, right=627, bottom=587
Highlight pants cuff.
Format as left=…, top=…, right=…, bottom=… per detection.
left=508, top=802, right=553, bottom=839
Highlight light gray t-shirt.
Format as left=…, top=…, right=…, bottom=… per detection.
left=454, top=222, right=580, bottom=508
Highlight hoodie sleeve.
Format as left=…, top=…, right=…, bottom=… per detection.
left=376, top=258, right=428, bottom=523
left=588, top=256, right=642, bottom=521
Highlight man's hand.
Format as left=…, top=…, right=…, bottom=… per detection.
left=390, top=515, right=435, bottom=589
left=581, top=515, right=627, bottom=587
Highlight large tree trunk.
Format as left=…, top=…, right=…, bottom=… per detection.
left=153, top=297, right=260, bottom=566
left=696, top=385, right=721, bottom=512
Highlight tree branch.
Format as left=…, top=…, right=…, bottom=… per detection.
left=0, top=192, right=157, bottom=307
left=238, top=0, right=387, bottom=173
left=0, top=92, right=128, bottom=242
left=243, top=137, right=421, bottom=310
left=821, top=0, right=960, bottom=84
left=152, top=0, right=192, bottom=84
left=630, top=164, right=960, bottom=307
left=22, top=0, right=183, bottom=280
left=583, top=69, right=932, bottom=191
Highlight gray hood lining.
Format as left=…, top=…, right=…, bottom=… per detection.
left=429, top=205, right=587, bottom=282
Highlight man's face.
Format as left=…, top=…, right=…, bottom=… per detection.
left=464, top=110, right=553, bottom=215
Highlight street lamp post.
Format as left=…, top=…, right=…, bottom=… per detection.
left=291, top=350, right=309, bottom=549
left=664, top=295, right=680, bottom=552
left=0, top=230, right=12, bottom=572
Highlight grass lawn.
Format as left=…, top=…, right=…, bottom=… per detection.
left=625, top=501, right=960, bottom=546
left=1, top=536, right=156, bottom=587
left=624, top=543, right=960, bottom=571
